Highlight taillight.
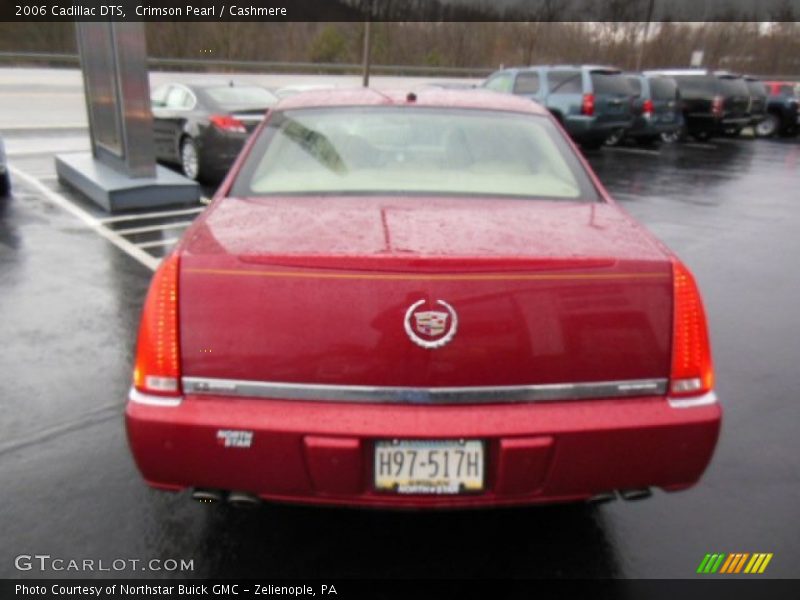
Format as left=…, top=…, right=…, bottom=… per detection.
left=210, top=114, right=246, bottom=133
left=581, top=93, right=595, bottom=116
left=133, top=254, right=181, bottom=396
left=670, top=260, right=714, bottom=397
left=642, top=99, right=654, bottom=117
left=711, top=95, right=724, bottom=117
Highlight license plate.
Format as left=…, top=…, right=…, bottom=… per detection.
left=374, top=440, right=484, bottom=494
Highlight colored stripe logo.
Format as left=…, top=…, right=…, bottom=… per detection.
left=696, top=553, right=773, bottom=574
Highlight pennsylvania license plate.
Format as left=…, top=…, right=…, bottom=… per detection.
left=374, top=440, right=484, bottom=494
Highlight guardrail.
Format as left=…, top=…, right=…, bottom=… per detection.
left=1, top=51, right=796, bottom=81
left=0, top=51, right=492, bottom=78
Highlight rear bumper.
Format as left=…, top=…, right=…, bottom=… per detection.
left=125, top=390, right=721, bottom=508
left=563, top=116, right=634, bottom=142
left=721, top=116, right=751, bottom=130
left=627, top=117, right=681, bottom=138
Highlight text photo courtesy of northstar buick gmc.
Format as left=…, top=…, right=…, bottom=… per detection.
left=125, top=88, right=721, bottom=509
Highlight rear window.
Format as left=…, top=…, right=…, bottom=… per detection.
left=673, top=75, right=716, bottom=96
left=231, top=107, right=598, bottom=202
left=204, top=86, right=278, bottom=110
left=716, top=77, right=749, bottom=97
left=590, top=72, right=633, bottom=96
left=547, top=71, right=583, bottom=94
left=648, top=77, right=679, bottom=99
left=626, top=76, right=642, bottom=95
left=513, top=72, right=540, bottom=94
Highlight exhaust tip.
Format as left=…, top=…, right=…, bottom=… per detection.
left=620, top=488, right=652, bottom=501
left=227, top=491, right=261, bottom=509
left=587, top=491, right=617, bottom=504
left=191, top=489, right=224, bottom=504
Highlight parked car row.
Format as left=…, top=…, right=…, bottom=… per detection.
left=481, top=65, right=799, bottom=149
left=148, top=72, right=798, bottom=184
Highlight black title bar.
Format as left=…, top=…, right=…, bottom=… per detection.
left=1, top=0, right=799, bottom=22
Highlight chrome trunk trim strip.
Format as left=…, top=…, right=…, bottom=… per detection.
left=181, top=377, right=667, bottom=404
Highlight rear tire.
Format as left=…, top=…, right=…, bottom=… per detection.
left=660, top=123, right=686, bottom=144
left=180, top=136, right=201, bottom=181
left=603, top=129, right=625, bottom=147
left=660, top=131, right=679, bottom=144
left=755, top=114, right=779, bottom=138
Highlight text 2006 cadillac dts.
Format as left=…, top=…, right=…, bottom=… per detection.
left=125, top=89, right=721, bottom=508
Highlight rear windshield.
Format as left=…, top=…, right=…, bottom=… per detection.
left=203, top=86, right=278, bottom=110
left=673, top=75, right=716, bottom=96
left=648, top=77, right=679, bottom=99
left=716, top=77, right=749, bottom=97
left=745, top=80, right=767, bottom=96
left=590, top=72, right=632, bottom=96
left=626, top=76, right=643, bottom=95
left=231, top=107, right=599, bottom=202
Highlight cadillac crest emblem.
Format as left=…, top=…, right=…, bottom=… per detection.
left=404, top=299, right=458, bottom=349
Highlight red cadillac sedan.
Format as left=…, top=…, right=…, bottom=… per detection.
left=125, top=88, right=721, bottom=508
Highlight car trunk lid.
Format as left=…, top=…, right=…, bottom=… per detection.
left=179, top=196, right=673, bottom=393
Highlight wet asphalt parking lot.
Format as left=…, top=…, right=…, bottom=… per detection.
left=1, top=70, right=799, bottom=580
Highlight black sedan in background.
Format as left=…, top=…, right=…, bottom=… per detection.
left=150, top=82, right=278, bottom=182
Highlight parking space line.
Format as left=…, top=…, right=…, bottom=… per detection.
left=98, top=206, right=204, bottom=224
left=0, top=402, right=121, bottom=458
left=114, top=220, right=193, bottom=235
left=136, top=238, right=179, bottom=249
left=9, top=166, right=160, bottom=272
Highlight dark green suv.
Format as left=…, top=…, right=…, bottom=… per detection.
left=483, top=65, right=635, bottom=149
